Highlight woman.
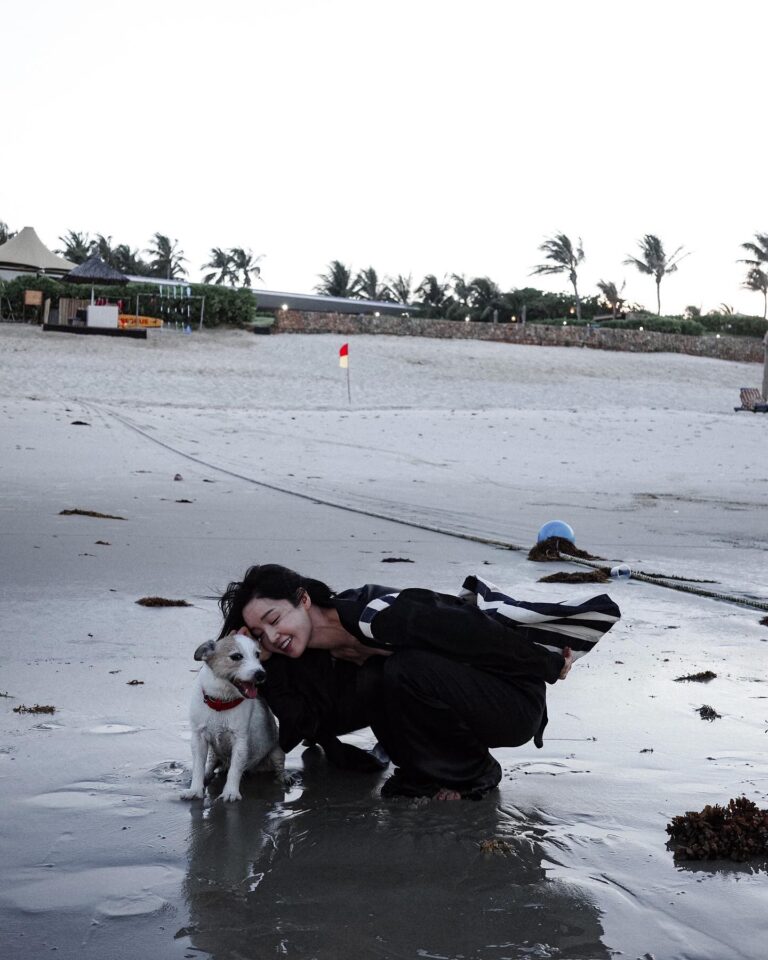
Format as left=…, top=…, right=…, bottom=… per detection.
left=219, top=564, right=619, bottom=800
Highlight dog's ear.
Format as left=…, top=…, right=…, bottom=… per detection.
left=193, top=639, right=217, bottom=662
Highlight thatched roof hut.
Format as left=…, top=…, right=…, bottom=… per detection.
left=65, top=256, right=128, bottom=284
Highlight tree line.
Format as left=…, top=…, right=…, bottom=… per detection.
left=2, top=220, right=767, bottom=320
left=316, top=232, right=768, bottom=322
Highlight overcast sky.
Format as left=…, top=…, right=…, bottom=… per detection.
left=4, top=0, right=767, bottom=314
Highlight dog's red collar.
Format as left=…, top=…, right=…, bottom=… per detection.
left=203, top=693, right=244, bottom=711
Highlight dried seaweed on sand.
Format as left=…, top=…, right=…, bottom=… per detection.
left=667, top=796, right=768, bottom=861
left=59, top=508, right=126, bottom=520
left=674, top=670, right=717, bottom=683
left=697, top=704, right=722, bottom=721
left=381, top=557, right=414, bottom=563
left=527, top=536, right=603, bottom=562
left=13, top=704, right=56, bottom=714
left=135, top=597, right=192, bottom=607
left=538, top=569, right=610, bottom=584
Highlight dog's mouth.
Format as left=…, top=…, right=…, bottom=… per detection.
left=233, top=678, right=261, bottom=699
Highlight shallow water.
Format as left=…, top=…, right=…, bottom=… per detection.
left=2, top=328, right=767, bottom=959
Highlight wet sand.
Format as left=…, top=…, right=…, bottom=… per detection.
left=1, top=324, right=766, bottom=960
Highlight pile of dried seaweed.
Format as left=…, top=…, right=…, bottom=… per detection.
left=13, top=704, right=56, bottom=714
left=538, top=569, right=610, bottom=583
left=59, top=508, right=126, bottom=520
left=135, top=596, right=191, bottom=607
left=667, top=796, right=768, bottom=861
left=697, top=704, right=722, bottom=721
left=675, top=670, right=717, bottom=683
left=527, top=536, right=603, bottom=562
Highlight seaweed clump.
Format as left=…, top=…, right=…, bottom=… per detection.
left=135, top=597, right=191, bottom=607
left=59, top=508, right=126, bottom=520
left=674, top=670, right=717, bottom=683
left=538, top=570, right=610, bottom=584
left=667, top=796, right=768, bottom=861
left=527, top=537, right=603, bottom=562
left=697, top=704, right=722, bottom=721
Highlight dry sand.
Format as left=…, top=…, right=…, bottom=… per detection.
left=1, top=323, right=766, bottom=960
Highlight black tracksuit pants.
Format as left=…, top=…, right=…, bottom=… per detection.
left=327, top=649, right=547, bottom=796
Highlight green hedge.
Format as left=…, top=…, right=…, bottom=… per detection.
left=0, top=275, right=258, bottom=328
left=599, top=316, right=705, bottom=335
left=695, top=314, right=768, bottom=338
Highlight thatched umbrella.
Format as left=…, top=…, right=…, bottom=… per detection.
left=65, top=256, right=128, bottom=303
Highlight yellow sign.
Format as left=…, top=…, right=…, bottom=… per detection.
left=24, top=290, right=43, bottom=307
left=119, top=314, right=162, bottom=328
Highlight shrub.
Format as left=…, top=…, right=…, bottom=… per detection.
left=0, top=275, right=257, bottom=328
left=697, top=313, right=767, bottom=338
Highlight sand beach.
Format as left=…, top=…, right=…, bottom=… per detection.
left=1, top=323, right=766, bottom=960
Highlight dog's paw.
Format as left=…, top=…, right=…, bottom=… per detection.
left=180, top=787, right=205, bottom=801
left=221, top=787, right=242, bottom=802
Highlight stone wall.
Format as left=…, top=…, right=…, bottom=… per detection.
left=274, top=311, right=764, bottom=364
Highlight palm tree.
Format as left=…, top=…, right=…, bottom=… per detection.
left=738, top=232, right=768, bottom=272
left=0, top=221, right=14, bottom=244
left=531, top=233, right=585, bottom=321
left=113, top=244, right=149, bottom=275
left=146, top=233, right=188, bottom=279
left=468, top=276, right=505, bottom=320
left=355, top=267, right=392, bottom=301
left=386, top=273, right=413, bottom=305
left=744, top=267, right=768, bottom=319
left=230, top=247, right=263, bottom=287
left=93, top=234, right=120, bottom=268
left=201, top=248, right=236, bottom=285
left=738, top=234, right=768, bottom=319
left=415, top=274, right=451, bottom=318
left=315, top=260, right=358, bottom=298
left=596, top=279, right=626, bottom=320
left=450, top=273, right=472, bottom=306
left=624, top=234, right=687, bottom=316
left=56, top=230, right=93, bottom=264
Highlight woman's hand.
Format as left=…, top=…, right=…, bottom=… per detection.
left=559, top=646, right=574, bottom=680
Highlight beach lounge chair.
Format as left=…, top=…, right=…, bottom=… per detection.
left=734, top=387, right=768, bottom=413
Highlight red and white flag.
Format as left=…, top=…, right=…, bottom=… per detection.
left=339, top=343, right=349, bottom=368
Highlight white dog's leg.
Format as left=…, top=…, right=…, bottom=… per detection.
left=181, top=733, right=209, bottom=800
left=220, top=739, right=249, bottom=802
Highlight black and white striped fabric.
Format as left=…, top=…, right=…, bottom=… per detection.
left=357, top=576, right=620, bottom=658
left=358, top=593, right=400, bottom=639
left=458, top=574, right=620, bottom=658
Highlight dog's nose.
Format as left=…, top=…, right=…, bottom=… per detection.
left=251, top=670, right=266, bottom=686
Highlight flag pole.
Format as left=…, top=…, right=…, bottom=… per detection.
left=339, top=342, right=351, bottom=404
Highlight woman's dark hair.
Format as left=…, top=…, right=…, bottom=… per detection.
left=218, top=563, right=335, bottom=638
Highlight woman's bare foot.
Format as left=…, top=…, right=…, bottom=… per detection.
left=433, top=787, right=462, bottom=801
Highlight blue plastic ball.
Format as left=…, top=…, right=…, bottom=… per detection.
left=537, top=520, right=575, bottom=544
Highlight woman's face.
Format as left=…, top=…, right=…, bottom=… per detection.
left=241, top=592, right=312, bottom=659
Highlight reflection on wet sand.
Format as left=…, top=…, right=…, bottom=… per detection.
left=179, top=749, right=609, bottom=960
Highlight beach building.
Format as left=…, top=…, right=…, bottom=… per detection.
left=0, top=226, right=74, bottom=280
left=0, top=226, right=414, bottom=322
left=252, top=288, right=414, bottom=318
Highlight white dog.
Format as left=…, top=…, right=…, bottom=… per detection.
left=181, top=633, right=285, bottom=802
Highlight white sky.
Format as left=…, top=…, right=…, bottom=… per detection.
left=3, top=0, right=767, bottom=315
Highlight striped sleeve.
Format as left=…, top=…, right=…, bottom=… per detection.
left=358, top=592, right=400, bottom=640
left=459, top=574, right=620, bottom=659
